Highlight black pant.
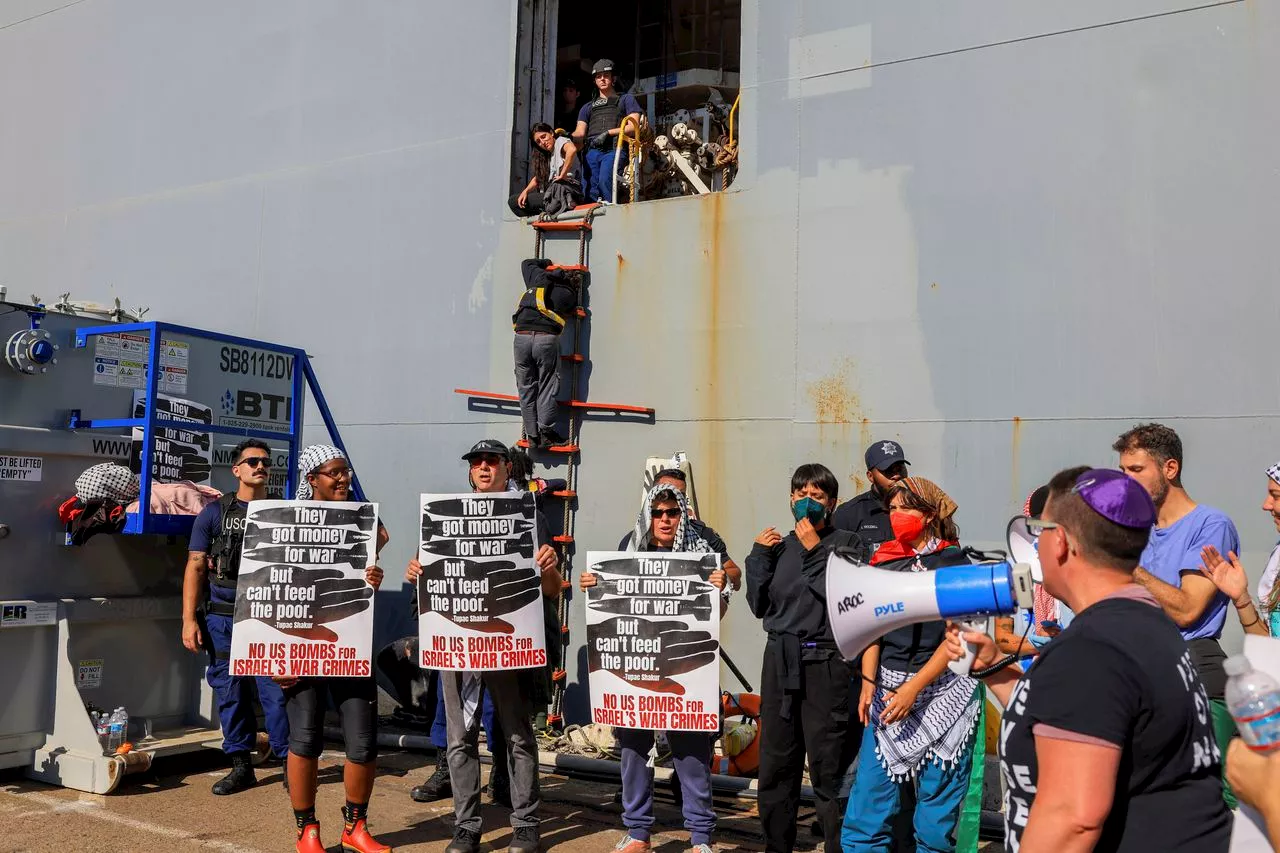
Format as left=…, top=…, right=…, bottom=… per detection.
left=508, top=189, right=547, bottom=217
left=285, top=676, right=378, bottom=763
left=758, top=652, right=854, bottom=853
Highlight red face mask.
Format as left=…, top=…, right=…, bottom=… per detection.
left=890, top=511, right=926, bottom=544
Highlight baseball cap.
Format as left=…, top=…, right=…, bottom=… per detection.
left=865, top=440, right=909, bottom=472
left=591, top=59, right=615, bottom=76
left=561, top=76, right=579, bottom=90
left=461, top=439, right=510, bottom=461
left=1073, top=468, right=1155, bottom=529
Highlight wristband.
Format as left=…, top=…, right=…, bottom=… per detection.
left=1236, top=596, right=1255, bottom=610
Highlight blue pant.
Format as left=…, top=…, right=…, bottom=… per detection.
left=431, top=671, right=498, bottom=751
left=204, top=607, right=289, bottom=758
left=616, top=728, right=716, bottom=846
left=841, top=723, right=973, bottom=852
left=584, top=146, right=619, bottom=203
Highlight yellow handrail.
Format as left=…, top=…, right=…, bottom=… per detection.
left=728, top=94, right=741, bottom=147
left=612, top=114, right=644, bottom=204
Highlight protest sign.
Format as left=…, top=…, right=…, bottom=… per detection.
left=417, top=491, right=547, bottom=671
left=228, top=500, right=378, bottom=678
left=130, top=391, right=214, bottom=483
left=585, top=551, right=721, bottom=732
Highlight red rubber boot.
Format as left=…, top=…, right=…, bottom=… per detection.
left=341, top=818, right=392, bottom=853
left=296, top=823, right=325, bottom=853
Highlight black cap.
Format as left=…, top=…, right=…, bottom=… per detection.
left=461, top=439, right=510, bottom=461
left=1028, top=485, right=1051, bottom=519
left=591, top=59, right=615, bottom=76
left=865, top=440, right=909, bottom=472
left=561, top=76, right=579, bottom=90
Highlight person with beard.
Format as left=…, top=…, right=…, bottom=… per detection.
left=406, top=439, right=561, bottom=853
left=1114, top=423, right=1241, bottom=806
left=842, top=478, right=983, bottom=853
left=279, top=445, right=391, bottom=853
left=832, top=440, right=910, bottom=545
left=182, top=438, right=290, bottom=796
left=746, top=464, right=864, bottom=853
left=583, top=483, right=728, bottom=853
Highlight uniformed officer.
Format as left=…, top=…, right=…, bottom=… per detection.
left=831, top=439, right=910, bottom=545
left=181, top=438, right=290, bottom=794
left=572, top=58, right=643, bottom=203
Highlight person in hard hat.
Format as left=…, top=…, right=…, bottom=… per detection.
left=277, top=444, right=391, bottom=853
left=572, top=58, right=642, bottom=203
left=947, top=467, right=1231, bottom=853
left=582, top=482, right=728, bottom=853
left=182, top=438, right=290, bottom=796
left=405, top=439, right=562, bottom=853
left=745, top=463, right=865, bottom=853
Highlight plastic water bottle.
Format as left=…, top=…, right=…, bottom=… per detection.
left=107, top=707, right=126, bottom=753
left=93, top=711, right=111, bottom=754
left=1224, top=656, right=1280, bottom=753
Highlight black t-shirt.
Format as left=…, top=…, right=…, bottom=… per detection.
left=999, top=594, right=1230, bottom=853
left=831, top=489, right=893, bottom=545
left=877, top=546, right=969, bottom=672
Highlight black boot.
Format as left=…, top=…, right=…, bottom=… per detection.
left=211, top=753, right=256, bottom=795
left=410, top=751, right=452, bottom=802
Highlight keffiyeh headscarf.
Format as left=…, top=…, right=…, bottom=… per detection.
left=295, top=444, right=346, bottom=499
left=626, top=484, right=714, bottom=553
left=901, top=476, right=958, bottom=522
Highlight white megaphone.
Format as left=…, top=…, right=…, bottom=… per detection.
left=826, top=550, right=1035, bottom=676
left=1006, top=516, right=1043, bottom=582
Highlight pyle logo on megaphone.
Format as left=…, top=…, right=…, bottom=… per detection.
left=874, top=601, right=905, bottom=618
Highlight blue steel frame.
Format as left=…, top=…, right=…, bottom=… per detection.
left=70, top=321, right=363, bottom=536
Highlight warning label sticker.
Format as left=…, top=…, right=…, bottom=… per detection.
left=77, top=659, right=104, bottom=690
left=92, top=335, right=189, bottom=393
left=0, top=455, right=42, bottom=482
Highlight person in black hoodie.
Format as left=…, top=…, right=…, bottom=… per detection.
left=512, top=258, right=580, bottom=448
left=746, top=463, right=866, bottom=853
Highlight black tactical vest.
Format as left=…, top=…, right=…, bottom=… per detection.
left=209, top=493, right=248, bottom=588
left=586, top=95, right=621, bottom=138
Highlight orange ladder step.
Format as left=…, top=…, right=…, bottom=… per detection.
left=455, top=388, right=653, bottom=416
left=532, top=219, right=591, bottom=232
left=547, top=264, right=589, bottom=273
left=553, top=534, right=574, bottom=544
left=547, top=489, right=577, bottom=499
left=561, top=353, right=585, bottom=363
left=513, top=439, right=580, bottom=454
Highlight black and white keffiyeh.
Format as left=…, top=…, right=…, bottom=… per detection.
left=75, top=463, right=141, bottom=503
left=295, top=444, right=346, bottom=499
left=872, top=666, right=981, bottom=782
left=1257, top=461, right=1280, bottom=612
left=626, top=484, right=714, bottom=554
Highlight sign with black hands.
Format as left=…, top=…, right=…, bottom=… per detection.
left=416, top=491, right=548, bottom=672
left=229, top=500, right=379, bottom=679
left=129, top=392, right=215, bottom=484
left=585, top=551, right=721, bottom=732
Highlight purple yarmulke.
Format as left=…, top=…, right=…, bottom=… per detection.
left=1073, top=469, right=1155, bottom=529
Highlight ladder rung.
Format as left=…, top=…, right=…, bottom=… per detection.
left=543, top=443, right=579, bottom=454
left=560, top=579, right=572, bottom=591
left=547, top=713, right=563, bottom=724
left=575, top=307, right=588, bottom=318
left=560, top=625, right=571, bottom=635
left=454, top=388, right=653, bottom=416
left=548, top=489, right=577, bottom=499
left=532, top=219, right=591, bottom=232
left=548, top=264, right=588, bottom=273
left=552, top=668, right=568, bottom=682
left=561, top=353, right=585, bottom=363
left=553, top=534, right=574, bottom=544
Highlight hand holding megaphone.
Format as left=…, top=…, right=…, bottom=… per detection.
left=943, top=622, right=1001, bottom=674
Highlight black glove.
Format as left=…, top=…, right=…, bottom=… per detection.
left=417, top=557, right=541, bottom=634
left=587, top=617, right=717, bottom=695
left=233, top=565, right=373, bottom=642
left=242, top=543, right=369, bottom=570
left=592, top=131, right=612, bottom=149
left=588, top=592, right=712, bottom=622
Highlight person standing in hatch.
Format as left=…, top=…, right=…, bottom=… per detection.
left=572, top=59, right=642, bottom=204
left=509, top=123, right=583, bottom=218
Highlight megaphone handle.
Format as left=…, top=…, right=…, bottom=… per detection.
left=948, top=618, right=985, bottom=676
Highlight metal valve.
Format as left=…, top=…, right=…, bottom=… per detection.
left=5, top=328, right=59, bottom=375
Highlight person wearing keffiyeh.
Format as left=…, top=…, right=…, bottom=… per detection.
left=582, top=482, right=729, bottom=853
left=1197, top=461, right=1280, bottom=638
left=842, top=477, right=983, bottom=853
left=279, top=444, right=392, bottom=853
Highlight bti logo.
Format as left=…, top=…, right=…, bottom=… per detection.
left=2, top=605, right=27, bottom=622
left=873, top=601, right=905, bottom=619
left=224, top=389, right=292, bottom=421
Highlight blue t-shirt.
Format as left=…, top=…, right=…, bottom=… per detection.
left=189, top=498, right=246, bottom=553
left=577, top=93, right=643, bottom=128
left=1140, top=504, right=1239, bottom=641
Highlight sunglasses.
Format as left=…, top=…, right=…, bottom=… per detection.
left=650, top=507, right=681, bottom=520
left=237, top=457, right=272, bottom=469
left=469, top=455, right=505, bottom=468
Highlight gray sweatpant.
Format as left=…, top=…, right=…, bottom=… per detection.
left=442, top=670, right=541, bottom=834
left=513, top=331, right=561, bottom=438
